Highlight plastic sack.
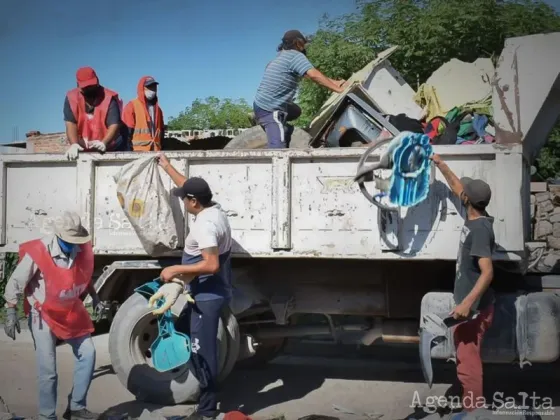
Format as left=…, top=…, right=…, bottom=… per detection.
left=113, top=156, right=180, bottom=256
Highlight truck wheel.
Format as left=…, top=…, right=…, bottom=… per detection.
left=108, top=292, right=239, bottom=405
left=224, top=126, right=311, bottom=149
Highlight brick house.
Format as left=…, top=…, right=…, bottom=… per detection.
left=24, top=131, right=69, bottom=153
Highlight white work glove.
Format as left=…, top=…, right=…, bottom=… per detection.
left=4, top=307, right=20, bottom=340
left=65, top=143, right=84, bottom=160
left=148, top=278, right=195, bottom=315
left=87, top=140, right=107, bottom=153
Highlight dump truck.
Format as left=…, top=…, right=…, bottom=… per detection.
left=1, top=33, right=560, bottom=405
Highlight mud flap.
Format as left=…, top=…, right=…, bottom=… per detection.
left=419, top=312, right=478, bottom=388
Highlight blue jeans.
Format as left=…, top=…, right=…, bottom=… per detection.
left=29, top=310, right=96, bottom=420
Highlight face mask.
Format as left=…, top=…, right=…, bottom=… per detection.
left=81, top=86, right=100, bottom=100
left=145, top=89, right=157, bottom=100
left=57, top=237, right=76, bottom=255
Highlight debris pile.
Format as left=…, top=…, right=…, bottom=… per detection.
left=529, top=183, right=560, bottom=272
left=400, top=56, right=496, bottom=146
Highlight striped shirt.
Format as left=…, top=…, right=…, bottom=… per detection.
left=254, top=50, right=314, bottom=112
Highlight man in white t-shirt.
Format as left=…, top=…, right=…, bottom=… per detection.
left=156, top=153, right=232, bottom=420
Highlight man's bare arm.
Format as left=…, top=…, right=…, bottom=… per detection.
left=462, top=257, right=494, bottom=308
left=102, top=124, right=120, bottom=147
left=65, top=121, right=80, bottom=145
left=157, top=154, right=186, bottom=187
left=305, top=68, right=345, bottom=94
left=161, top=247, right=220, bottom=283
left=432, top=154, right=464, bottom=198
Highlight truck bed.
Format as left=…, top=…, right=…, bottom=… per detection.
left=0, top=145, right=525, bottom=260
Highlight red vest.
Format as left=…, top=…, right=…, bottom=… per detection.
left=20, top=239, right=95, bottom=340
left=66, top=87, right=121, bottom=150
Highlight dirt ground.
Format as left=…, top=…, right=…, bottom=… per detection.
left=1, top=331, right=559, bottom=420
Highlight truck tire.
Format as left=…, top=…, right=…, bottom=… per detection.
left=108, top=292, right=239, bottom=405
left=224, top=126, right=311, bottom=149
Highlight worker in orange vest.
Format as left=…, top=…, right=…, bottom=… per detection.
left=122, top=76, right=165, bottom=151
left=64, top=67, right=129, bottom=160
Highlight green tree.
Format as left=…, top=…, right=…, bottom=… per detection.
left=296, top=0, right=560, bottom=176
left=168, top=97, right=252, bottom=130
left=535, top=125, right=560, bottom=180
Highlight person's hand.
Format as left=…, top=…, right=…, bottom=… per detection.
left=65, top=143, right=84, bottom=160
left=160, top=266, right=177, bottom=283
left=430, top=153, right=442, bottom=166
left=160, top=266, right=195, bottom=283
left=450, top=301, right=472, bottom=320
left=156, top=152, right=170, bottom=170
left=148, top=279, right=195, bottom=315
left=149, top=282, right=183, bottom=315
left=4, top=307, right=20, bottom=340
left=336, top=79, right=347, bottom=87
left=87, top=140, right=107, bottom=153
left=94, top=302, right=110, bottom=320
left=90, top=294, right=110, bottom=321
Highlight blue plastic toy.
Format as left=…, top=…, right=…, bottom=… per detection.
left=388, top=133, right=433, bottom=207
left=135, top=279, right=192, bottom=373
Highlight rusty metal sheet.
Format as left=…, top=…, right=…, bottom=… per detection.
left=492, top=33, right=560, bottom=163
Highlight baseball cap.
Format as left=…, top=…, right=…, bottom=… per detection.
left=54, top=211, right=91, bottom=244
left=172, top=177, right=213, bottom=201
left=144, top=77, right=159, bottom=87
left=460, top=177, right=492, bottom=209
left=76, top=67, right=99, bottom=89
left=282, top=30, right=308, bottom=43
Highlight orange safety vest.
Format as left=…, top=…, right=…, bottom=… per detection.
left=131, top=98, right=163, bottom=151
left=20, top=239, right=95, bottom=340
left=66, top=87, right=121, bottom=150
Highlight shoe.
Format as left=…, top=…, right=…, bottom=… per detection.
left=63, top=408, right=100, bottom=420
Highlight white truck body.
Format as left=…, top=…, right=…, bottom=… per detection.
left=0, top=145, right=525, bottom=261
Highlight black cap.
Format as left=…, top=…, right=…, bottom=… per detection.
left=460, top=177, right=492, bottom=209
left=282, top=30, right=308, bottom=43
left=172, top=177, right=212, bottom=201
left=144, top=77, right=159, bottom=87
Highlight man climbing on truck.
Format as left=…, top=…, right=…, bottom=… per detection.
left=153, top=153, right=233, bottom=420
left=431, top=153, right=495, bottom=416
left=253, top=29, right=347, bottom=148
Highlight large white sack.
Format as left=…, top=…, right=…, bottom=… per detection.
left=113, top=156, right=180, bottom=256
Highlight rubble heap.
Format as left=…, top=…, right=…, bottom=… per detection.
left=530, top=183, right=560, bottom=272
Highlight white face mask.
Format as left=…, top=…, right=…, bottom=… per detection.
left=145, top=89, right=156, bottom=100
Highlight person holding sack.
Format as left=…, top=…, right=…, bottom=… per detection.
left=151, top=152, right=233, bottom=420
left=3, top=211, right=103, bottom=420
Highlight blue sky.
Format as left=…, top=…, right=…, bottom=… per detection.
left=0, top=0, right=357, bottom=143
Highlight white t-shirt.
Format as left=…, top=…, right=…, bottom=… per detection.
left=148, top=104, right=155, bottom=137
left=184, top=203, right=232, bottom=256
